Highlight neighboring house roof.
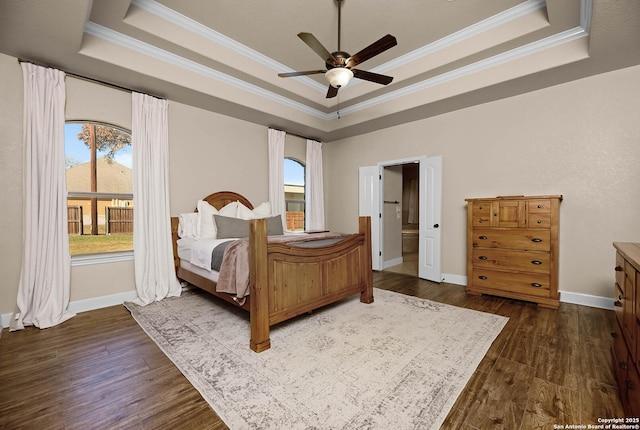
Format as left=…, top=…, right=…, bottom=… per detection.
left=66, top=158, right=132, bottom=193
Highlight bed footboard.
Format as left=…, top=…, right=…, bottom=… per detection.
left=248, top=216, right=374, bottom=352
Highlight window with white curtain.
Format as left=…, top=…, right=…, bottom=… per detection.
left=284, top=158, right=305, bottom=231
left=64, top=122, right=133, bottom=256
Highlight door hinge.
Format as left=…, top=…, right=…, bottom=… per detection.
left=379, top=251, right=382, bottom=256
left=379, top=174, right=382, bottom=180
left=379, top=213, right=382, bottom=218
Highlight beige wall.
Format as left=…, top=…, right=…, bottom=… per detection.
left=324, top=64, right=640, bottom=299
left=2, top=49, right=639, bottom=316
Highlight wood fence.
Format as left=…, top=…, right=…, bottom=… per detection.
left=106, top=207, right=133, bottom=234
left=68, top=206, right=83, bottom=235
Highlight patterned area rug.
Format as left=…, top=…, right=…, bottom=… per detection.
left=125, top=288, right=507, bottom=429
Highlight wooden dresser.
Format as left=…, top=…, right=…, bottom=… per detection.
left=612, top=242, right=640, bottom=417
left=465, top=195, right=562, bottom=309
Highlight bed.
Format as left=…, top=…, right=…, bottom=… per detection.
left=170, top=191, right=374, bottom=352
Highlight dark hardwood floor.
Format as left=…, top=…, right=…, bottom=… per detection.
left=0, top=271, right=624, bottom=429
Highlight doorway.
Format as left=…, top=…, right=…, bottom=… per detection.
left=385, top=163, right=419, bottom=276
left=358, top=155, right=442, bottom=282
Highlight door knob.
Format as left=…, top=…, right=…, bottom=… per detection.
left=433, top=224, right=439, bottom=228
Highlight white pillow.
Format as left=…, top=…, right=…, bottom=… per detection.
left=237, top=201, right=271, bottom=220
left=197, top=200, right=219, bottom=239
left=177, top=213, right=199, bottom=239
left=218, top=201, right=239, bottom=218
left=252, top=201, right=271, bottom=218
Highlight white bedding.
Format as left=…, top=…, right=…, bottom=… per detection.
left=177, top=237, right=236, bottom=271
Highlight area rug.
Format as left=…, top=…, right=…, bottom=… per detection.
left=125, top=288, right=507, bottom=429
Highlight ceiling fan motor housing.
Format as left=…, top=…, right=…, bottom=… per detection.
left=326, top=51, right=350, bottom=69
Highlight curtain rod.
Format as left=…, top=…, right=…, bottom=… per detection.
left=18, top=58, right=165, bottom=100
left=270, top=127, right=321, bottom=143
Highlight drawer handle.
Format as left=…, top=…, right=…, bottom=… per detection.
left=611, top=331, right=618, bottom=338
left=478, top=276, right=487, bottom=280
left=615, top=265, right=623, bottom=272
left=619, top=361, right=628, bottom=370
left=614, top=300, right=622, bottom=307
left=531, top=238, right=543, bottom=243
left=536, top=219, right=542, bottom=224
left=478, top=235, right=488, bottom=240
left=531, top=260, right=542, bottom=265
left=531, top=283, right=542, bottom=288
left=478, top=256, right=488, bottom=260
left=537, top=204, right=542, bottom=208
left=626, top=379, right=634, bottom=390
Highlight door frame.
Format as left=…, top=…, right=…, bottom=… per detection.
left=359, top=155, right=442, bottom=282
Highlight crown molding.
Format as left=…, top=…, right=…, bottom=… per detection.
left=85, top=0, right=592, bottom=122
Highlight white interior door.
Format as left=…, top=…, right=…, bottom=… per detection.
left=419, top=156, right=442, bottom=281
left=358, top=165, right=382, bottom=270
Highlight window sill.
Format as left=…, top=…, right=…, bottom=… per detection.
left=71, top=251, right=134, bottom=267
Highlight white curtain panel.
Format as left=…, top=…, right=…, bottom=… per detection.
left=268, top=128, right=286, bottom=230
left=11, top=63, right=75, bottom=331
left=305, top=139, right=325, bottom=230
left=131, top=92, right=181, bottom=305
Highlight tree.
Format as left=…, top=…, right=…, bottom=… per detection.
left=76, top=124, right=132, bottom=235
left=76, top=124, right=131, bottom=163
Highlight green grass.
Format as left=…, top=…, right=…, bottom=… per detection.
left=69, top=233, right=133, bottom=255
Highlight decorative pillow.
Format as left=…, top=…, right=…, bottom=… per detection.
left=237, top=201, right=271, bottom=220
left=214, top=214, right=284, bottom=239
left=265, top=214, right=284, bottom=236
left=196, top=200, right=218, bottom=239
left=197, top=200, right=239, bottom=239
left=214, top=215, right=250, bottom=239
left=177, top=213, right=199, bottom=239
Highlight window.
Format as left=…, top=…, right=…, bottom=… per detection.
left=284, top=158, right=305, bottom=231
left=65, top=122, right=133, bottom=256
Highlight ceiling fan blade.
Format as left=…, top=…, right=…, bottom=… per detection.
left=278, top=70, right=327, bottom=78
left=352, top=69, right=394, bottom=85
left=347, top=34, right=397, bottom=68
left=326, top=85, right=339, bottom=98
left=298, top=32, right=337, bottom=62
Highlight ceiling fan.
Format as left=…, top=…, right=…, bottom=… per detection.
left=278, top=0, right=397, bottom=98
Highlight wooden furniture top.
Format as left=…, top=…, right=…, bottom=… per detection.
left=200, top=191, right=254, bottom=211
left=465, top=195, right=563, bottom=202
left=613, top=242, right=640, bottom=272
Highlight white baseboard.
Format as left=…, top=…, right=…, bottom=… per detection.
left=559, top=290, right=613, bottom=310
left=441, top=273, right=467, bottom=286
left=382, top=257, right=404, bottom=269
left=440, top=274, right=613, bottom=310
left=1, top=290, right=138, bottom=328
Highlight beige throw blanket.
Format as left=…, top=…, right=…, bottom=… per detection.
left=216, top=232, right=345, bottom=300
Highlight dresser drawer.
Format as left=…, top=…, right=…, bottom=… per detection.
left=527, top=199, right=551, bottom=213
left=472, top=248, right=550, bottom=274
left=526, top=212, right=551, bottom=228
left=472, top=228, right=550, bottom=252
left=471, top=268, right=550, bottom=297
left=472, top=201, right=492, bottom=226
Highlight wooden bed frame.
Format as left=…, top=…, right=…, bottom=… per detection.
left=170, top=191, right=374, bottom=352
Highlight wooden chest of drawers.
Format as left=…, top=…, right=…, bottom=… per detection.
left=465, top=195, right=562, bottom=308
left=612, top=242, right=640, bottom=417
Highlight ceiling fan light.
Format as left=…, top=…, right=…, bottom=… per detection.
left=325, top=67, right=354, bottom=88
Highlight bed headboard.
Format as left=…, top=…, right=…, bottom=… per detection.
left=201, top=191, right=253, bottom=210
